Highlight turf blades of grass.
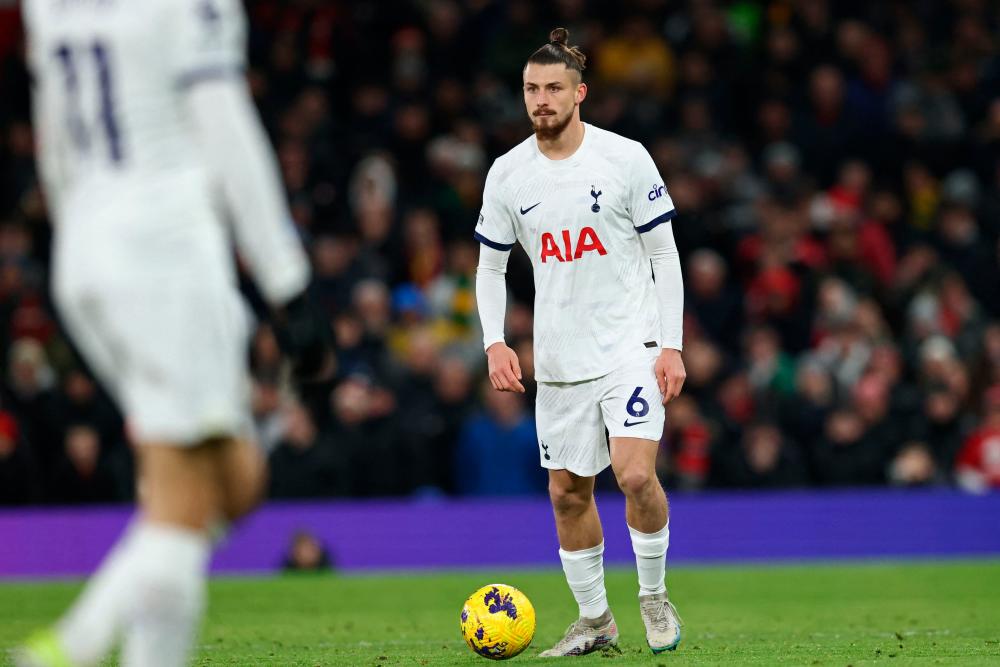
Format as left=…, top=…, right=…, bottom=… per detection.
left=1, top=560, right=998, bottom=666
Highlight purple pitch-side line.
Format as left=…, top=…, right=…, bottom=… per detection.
left=0, top=489, right=998, bottom=578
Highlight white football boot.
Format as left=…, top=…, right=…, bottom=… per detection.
left=538, top=609, right=618, bottom=657
left=639, top=591, right=682, bottom=653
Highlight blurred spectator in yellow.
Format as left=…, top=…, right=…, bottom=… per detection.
left=595, top=17, right=676, bottom=101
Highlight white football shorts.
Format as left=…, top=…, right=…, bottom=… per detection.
left=54, top=277, right=253, bottom=446
left=535, top=348, right=665, bottom=477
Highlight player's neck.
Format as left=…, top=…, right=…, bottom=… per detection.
left=536, top=118, right=586, bottom=161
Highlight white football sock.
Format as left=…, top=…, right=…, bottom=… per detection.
left=629, top=521, right=669, bottom=596
left=558, top=542, right=609, bottom=619
left=121, top=522, right=210, bottom=667
left=56, top=524, right=141, bottom=664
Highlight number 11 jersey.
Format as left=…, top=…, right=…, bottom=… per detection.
left=24, top=0, right=247, bottom=282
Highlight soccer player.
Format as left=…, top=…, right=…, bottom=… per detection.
left=15, top=1, right=328, bottom=665
left=475, top=28, right=686, bottom=655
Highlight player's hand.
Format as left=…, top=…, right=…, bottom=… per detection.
left=655, top=348, right=686, bottom=404
left=486, top=342, right=525, bottom=393
left=272, top=289, right=336, bottom=383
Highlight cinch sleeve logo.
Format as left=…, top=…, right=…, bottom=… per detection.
left=647, top=184, right=666, bottom=201
left=540, top=227, right=607, bottom=263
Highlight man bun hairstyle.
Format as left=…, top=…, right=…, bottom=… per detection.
left=527, top=27, right=587, bottom=77
left=549, top=27, right=571, bottom=46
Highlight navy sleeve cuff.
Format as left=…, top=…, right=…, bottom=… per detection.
left=474, top=231, right=515, bottom=251
left=635, top=209, right=677, bottom=233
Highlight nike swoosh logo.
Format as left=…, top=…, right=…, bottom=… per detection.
left=623, top=419, right=649, bottom=427
left=520, top=202, right=541, bottom=215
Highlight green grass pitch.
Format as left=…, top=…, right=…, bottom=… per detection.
left=1, top=560, right=999, bottom=665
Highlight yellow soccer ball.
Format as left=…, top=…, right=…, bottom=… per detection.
left=460, top=583, right=536, bottom=660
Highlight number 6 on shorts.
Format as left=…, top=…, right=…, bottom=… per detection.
left=627, top=386, right=649, bottom=418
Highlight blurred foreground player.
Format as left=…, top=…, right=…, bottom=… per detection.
left=15, top=0, right=329, bottom=665
left=475, top=29, right=686, bottom=655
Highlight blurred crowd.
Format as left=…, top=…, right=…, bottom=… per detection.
left=1, top=0, right=999, bottom=505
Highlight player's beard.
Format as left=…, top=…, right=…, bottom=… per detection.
left=532, top=106, right=575, bottom=141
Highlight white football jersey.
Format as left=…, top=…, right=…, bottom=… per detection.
left=23, top=0, right=246, bottom=284
left=477, top=124, right=677, bottom=383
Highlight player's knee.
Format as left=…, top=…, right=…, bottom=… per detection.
left=616, top=468, right=655, bottom=498
left=548, top=481, right=591, bottom=518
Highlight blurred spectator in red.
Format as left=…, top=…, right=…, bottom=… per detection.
left=954, top=386, right=1000, bottom=492
left=706, top=371, right=755, bottom=455
left=661, top=395, right=712, bottom=491
left=0, top=410, right=39, bottom=504
left=816, top=159, right=895, bottom=289
left=745, top=265, right=805, bottom=351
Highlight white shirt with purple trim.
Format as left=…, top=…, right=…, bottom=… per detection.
left=24, top=0, right=247, bottom=282
left=476, top=123, right=677, bottom=383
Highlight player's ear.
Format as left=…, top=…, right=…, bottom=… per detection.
left=576, top=82, right=587, bottom=104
